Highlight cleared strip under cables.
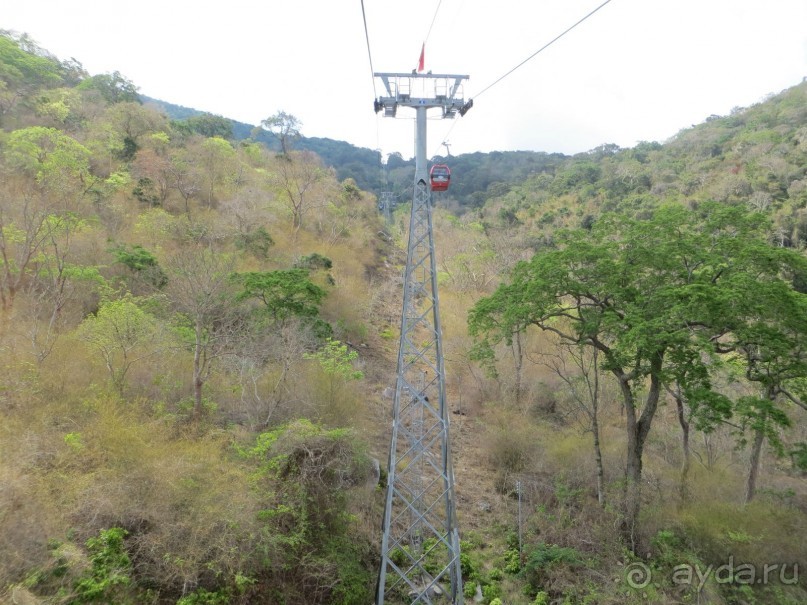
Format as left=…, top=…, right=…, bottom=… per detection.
left=475, top=0, right=614, bottom=100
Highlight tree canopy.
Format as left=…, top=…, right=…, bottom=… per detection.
left=469, top=202, right=807, bottom=542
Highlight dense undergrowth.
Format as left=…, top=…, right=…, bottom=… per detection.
left=2, top=30, right=807, bottom=604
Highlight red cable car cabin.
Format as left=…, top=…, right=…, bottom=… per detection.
left=430, top=164, right=450, bottom=192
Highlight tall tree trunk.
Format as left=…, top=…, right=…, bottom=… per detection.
left=745, top=424, right=766, bottom=504
left=193, top=320, right=204, bottom=420
left=512, top=330, right=523, bottom=408
left=619, top=373, right=641, bottom=551
left=590, top=347, right=605, bottom=507
left=619, top=351, right=664, bottom=552
left=674, top=391, right=691, bottom=508
left=592, top=402, right=605, bottom=507
left=624, top=412, right=642, bottom=552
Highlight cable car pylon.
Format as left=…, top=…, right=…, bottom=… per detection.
left=374, top=70, right=469, bottom=605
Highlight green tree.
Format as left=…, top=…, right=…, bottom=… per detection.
left=199, top=136, right=237, bottom=207
left=76, top=70, right=139, bottom=105
left=304, top=338, right=364, bottom=411
left=0, top=32, right=64, bottom=121
left=77, top=295, right=160, bottom=394
left=4, top=126, right=91, bottom=195
left=173, top=113, right=233, bottom=139
left=663, top=348, right=732, bottom=507
left=103, top=101, right=166, bottom=161
left=26, top=213, right=104, bottom=363
left=730, top=284, right=807, bottom=502
left=111, top=243, right=168, bottom=291
left=235, top=268, right=326, bottom=325
left=468, top=203, right=807, bottom=547
left=1, top=128, right=91, bottom=314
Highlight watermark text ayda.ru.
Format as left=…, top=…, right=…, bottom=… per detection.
left=626, top=557, right=799, bottom=591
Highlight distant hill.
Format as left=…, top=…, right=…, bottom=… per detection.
left=141, top=96, right=570, bottom=208
left=141, top=96, right=386, bottom=193
left=144, top=79, right=807, bottom=225
left=469, top=81, right=807, bottom=247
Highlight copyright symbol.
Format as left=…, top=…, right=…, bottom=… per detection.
left=625, top=562, right=651, bottom=589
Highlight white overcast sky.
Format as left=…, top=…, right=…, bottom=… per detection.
left=4, top=1, right=807, bottom=159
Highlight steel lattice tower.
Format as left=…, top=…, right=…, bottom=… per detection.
left=374, top=72, right=469, bottom=605
left=380, top=191, right=395, bottom=224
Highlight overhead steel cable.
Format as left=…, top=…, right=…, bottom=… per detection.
left=430, top=0, right=614, bottom=156
left=360, top=0, right=382, bottom=151
left=431, top=118, right=459, bottom=158
left=360, top=0, right=378, bottom=99
left=474, top=0, right=614, bottom=100
left=424, top=0, right=443, bottom=47
left=414, top=0, right=444, bottom=71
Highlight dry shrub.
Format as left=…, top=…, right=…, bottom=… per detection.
left=246, top=419, right=377, bottom=604
left=0, top=469, right=58, bottom=587
left=485, top=410, right=540, bottom=493
left=216, top=319, right=317, bottom=429
left=15, top=395, right=261, bottom=599
left=261, top=418, right=372, bottom=491
left=672, top=498, right=807, bottom=571
left=298, top=362, right=364, bottom=429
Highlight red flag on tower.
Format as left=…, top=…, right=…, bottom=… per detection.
left=417, top=43, right=425, bottom=72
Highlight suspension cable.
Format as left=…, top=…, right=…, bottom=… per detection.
left=428, top=0, right=614, bottom=156
left=474, top=0, right=614, bottom=100
left=424, top=0, right=443, bottom=47
left=413, top=0, right=444, bottom=71
left=360, top=0, right=378, bottom=99
left=432, top=119, right=459, bottom=158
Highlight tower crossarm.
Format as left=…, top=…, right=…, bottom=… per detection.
left=374, top=72, right=469, bottom=118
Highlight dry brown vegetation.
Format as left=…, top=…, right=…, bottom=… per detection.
left=2, top=32, right=807, bottom=605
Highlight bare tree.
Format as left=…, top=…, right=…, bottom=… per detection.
left=164, top=247, right=241, bottom=419
left=271, top=151, right=327, bottom=232
left=168, top=147, right=202, bottom=216
left=227, top=318, right=317, bottom=429
left=534, top=341, right=610, bottom=507
left=259, top=111, right=301, bottom=156
left=0, top=192, right=51, bottom=316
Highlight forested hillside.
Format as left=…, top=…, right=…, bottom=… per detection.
left=2, top=30, right=807, bottom=605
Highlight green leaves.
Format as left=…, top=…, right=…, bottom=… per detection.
left=0, top=34, right=63, bottom=91
left=235, top=268, right=326, bottom=323
left=71, top=528, right=131, bottom=604
left=5, top=126, right=91, bottom=193
left=111, top=243, right=168, bottom=289
left=303, top=338, right=363, bottom=381
left=471, top=202, right=804, bottom=374
left=77, top=295, right=160, bottom=393
left=469, top=202, right=807, bottom=480
left=75, top=71, right=139, bottom=104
